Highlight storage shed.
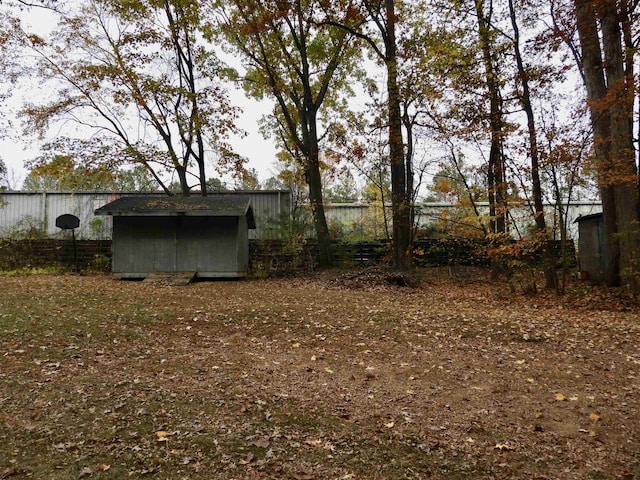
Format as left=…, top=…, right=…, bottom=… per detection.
left=575, top=212, right=608, bottom=283
left=95, top=195, right=256, bottom=279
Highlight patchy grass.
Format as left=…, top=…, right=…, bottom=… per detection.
left=1, top=270, right=639, bottom=479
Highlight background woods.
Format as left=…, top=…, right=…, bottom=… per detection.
left=0, top=0, right=639, bottom=284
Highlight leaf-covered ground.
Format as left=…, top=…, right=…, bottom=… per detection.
left=1, top=270, right=639, bottom=479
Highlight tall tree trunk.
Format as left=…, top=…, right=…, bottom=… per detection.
left=176, top=165, right=190, bottom=195
left=475, top=0, right=506, bottom=236
left=475, top=0, right=508, bottom=281
left=403, top=107, right=415, bottom=243
left=508, top=0, right=558, bottom=291
left=305, top=135, right=332, bottom=268
left=573, top=0, right=617, bottom=285
left=385, top=0, right=412, bottom=269
left=600, top=0, right=640, bottom=290
left=574, top=0, right=639, bottom=288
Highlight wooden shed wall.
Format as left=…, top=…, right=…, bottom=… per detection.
left=577, top=216, right=608, bottom=283
left=112, top=216, right=247, bottom=277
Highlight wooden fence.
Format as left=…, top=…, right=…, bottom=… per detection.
left=0, top=238, right=576, bottom=276
left=0, top=239, right=111, bottom=272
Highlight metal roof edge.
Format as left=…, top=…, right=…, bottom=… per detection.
left=574, top=212, right=603, bottom=223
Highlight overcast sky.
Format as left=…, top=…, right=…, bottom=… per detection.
left=1, top=81, right=280, bottom=190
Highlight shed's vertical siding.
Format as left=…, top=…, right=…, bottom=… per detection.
left=113, top=217, right=178, bottom=275
left=576, top=215, right=609, bottom=283
left=577, top=219, right=600, bottom=280
left=111, top=215, right=250, bottom=277
left=178, top=217, right=240, bottom=274
left=237, top=215, right=249, bottom=273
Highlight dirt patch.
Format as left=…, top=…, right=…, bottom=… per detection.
left=1, top=271, right=639, bottom=479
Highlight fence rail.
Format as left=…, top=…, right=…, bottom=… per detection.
left=0, top=238, right=111, bottom=271
left=0, top=237, right=576, bottom=275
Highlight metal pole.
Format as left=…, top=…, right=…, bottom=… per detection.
left=72, top=228, right=78, bottom=273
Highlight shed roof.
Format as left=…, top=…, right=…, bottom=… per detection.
left=95, top=195, right=256, bottom=228
left=574, top=212, right=603, bottom=224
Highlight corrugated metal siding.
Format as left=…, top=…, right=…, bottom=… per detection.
left=47, top=193, right=117, bottom=239
left=0, top=192, right=47, bottom=235
left=0, top=191, right=290, bottom=240
left=0, top=192, right=600, bottom=242
left=326, top=202, right=602, bottom=241
left=325, top=204, right=369, bottom=225
left=247, top=190, right=291, bottom=239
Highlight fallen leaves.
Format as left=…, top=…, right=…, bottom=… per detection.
left=1, top=468, right=30, bottom=479
left=249, top=437, right=270, bottom=448
left=1, top=273, right=639, bottom=479
left=304, top=438, right=336, bottom=452
left=494, top=443, right=516, bottom=451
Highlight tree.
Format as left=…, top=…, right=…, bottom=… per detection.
left=430, top=156, right=486, bottom=203
left=539, top=106, right=594, bottom=293
left=323, top=0, right=412, bottom=268
left=23, top=153, right=156, bottom=191
left=507, top=0, right=559, bottom=290
left=264, top=157, right=309, bottom=211
left=234, top=167, right=260, bottom=190
left=326, top=109, right=395, bottom=239
left=205, top=177, right=226, bottom=192
left=1, top=1, right=59, bottom=7
left=14, top=0, right=243, bottom=196
left=573, top=0, right=639, bottom=288
left=428, top=152, right=489, bottom=237
left=324, top=168, right=359, bottom=203
left=115, top=165, right=158, bottom=191
left=0, top=157, right=8, bottom=191
left=472, top=0, right=510, bottom=236
left=360, top=163, right=392, bottom=239
left=214, top=0, right=360, bottom=267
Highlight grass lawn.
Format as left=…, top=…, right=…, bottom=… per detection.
left=1, top=270, right=639, bottom=479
